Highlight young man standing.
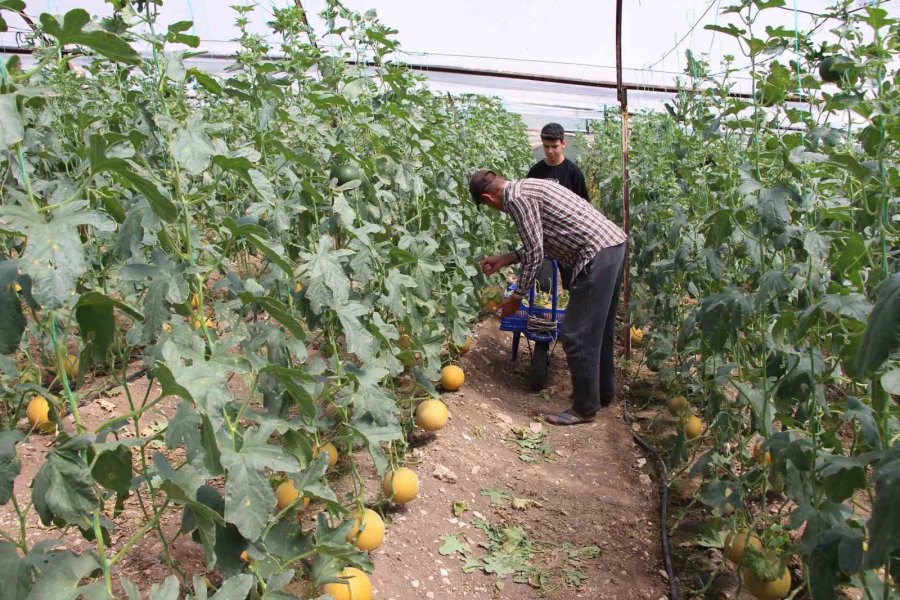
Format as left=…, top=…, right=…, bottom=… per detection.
left=527, top=123, right=590, bottom=202
left=470, top=170, right=626, bottom=425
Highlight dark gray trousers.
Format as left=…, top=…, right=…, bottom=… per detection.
left=560, top=243, right=626, bottom=416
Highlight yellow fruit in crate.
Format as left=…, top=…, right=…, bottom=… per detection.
left=684, top=415, right=704, bottom=440
left=27, top=395, right=54, bottom=433
left=346, top=508, right=385, bottom=551
left=724, top=529, right=762, bottom=564
left=383, top=467, right=418, bottom=503
left=274, top=480, right=309, bottom=511
left=321, top=567, right=372, bottom=600
left=667, top=395, right=689, bottom=416
left=440, top=365, right=464, bottom=391
left=630, top=326, right=644, bottom=343
left=741, top=565, right=792, bottom=600
left=314, top=442, right=339, bottom=469
left=415, top=399, right=449, bottom=432
left=62, top=354, right=79, bottom=380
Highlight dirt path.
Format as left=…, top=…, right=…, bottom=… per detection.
left=370, top=318, right=668, bottom=600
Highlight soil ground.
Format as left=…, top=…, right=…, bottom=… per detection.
left=7, top=317, right=679, bottom=599
left=369, top=319, right=667, bottom=600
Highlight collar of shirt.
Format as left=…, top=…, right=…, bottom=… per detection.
left=501, top=180, right=516, bottom=211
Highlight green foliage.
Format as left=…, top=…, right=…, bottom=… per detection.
left=581, top=2, right=898, bottom=597
left=0, top=1, right=530, bottom=596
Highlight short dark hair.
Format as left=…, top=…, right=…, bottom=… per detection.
left=540, top=122, right=565, bottom=142
left=469, top=169, right=499, bottom=205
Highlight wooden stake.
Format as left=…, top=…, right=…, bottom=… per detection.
left=616, top=0, right=632, bottom=360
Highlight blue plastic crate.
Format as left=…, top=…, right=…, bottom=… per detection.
left=499, top=306, right=565, bottom=342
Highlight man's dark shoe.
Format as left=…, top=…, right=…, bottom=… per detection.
left=600, top=395, right=617, bottom=407
left=545, top=409, right=596, bottom=426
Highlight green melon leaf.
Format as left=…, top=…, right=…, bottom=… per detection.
left=91, top=444, right=132, bottom=496
left=209, top=574, right=254, bottom=600
left=0, top=202, right=115, bottom=309
left=148, top=576, right=180, bottom=600
left=0, top=93, right=23, bottom=148
left=25, top=549, right=101, bottom=600
left=864, top=446, right=900, bottom=569
left=0, top=430, right=23, bottom=505
left=0, top=260, right=25, bottom=354
left=856, top=273, right=900, bottom=375
left=32, top=435, right=101, bottom=529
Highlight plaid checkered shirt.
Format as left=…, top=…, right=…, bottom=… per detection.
left=503, top=179, right=627, bottom=298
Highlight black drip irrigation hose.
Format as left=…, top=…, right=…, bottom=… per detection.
left=622, top=397, right=679, bottom=600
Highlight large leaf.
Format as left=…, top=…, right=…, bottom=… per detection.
left=344, top=364, right=400, bottom=426
left=696, top=288, right=753, bottom=352
left=224, top=218, right=292, bottom=275
left=40, top=9, right=140, bottom=64
left=335, top=301, right=375, bottom=361
left=92, top=156, right=178, bottom=223
left=32, top=435, right=101, bottom=528
left=0, top=430, right=23, bottom=506
left=0, top=202, right=115, bottom=309
left=0, top=541, right=30, bottom=599
left=257, top=365, right=316, bottom=420
left=806, top=527, right=864, bottom=600
left=0, top=260, right=26, bottom=354
left=222, top=422, right=299, bottom=540
left=301, top=236, right=353, bottom=313
left=864, top=446, right=900, bottom=570
left=818, top=455, right=866, bottom=503
left=210, top=574, right=254, bottom=600
left=165, top=400, right=204, bottom=466
left=379, top=268, right=418, bottom=317
left=882, top=369, right=900, bottom=396
left=24, top=548, right=101, bottom=600
left=75, top=292, right=142, bottom=362
left=148, top=576, right=180, bottom=600
left=287, top=453, right=337, bottom=507
left=171, top=115, right=216, bottom=175
left=236, top=293, right=303, bottom=339
left=841, top=397, right=881, bottom=447
left=350, top=414, right=403, bottom=475
left=856, top=272, right=900, bottom=375
left=755, top=184, right=795, bottom=233
left=90, top=444, right=132, bottom=496
left=0, top=93, right=23, bottom=148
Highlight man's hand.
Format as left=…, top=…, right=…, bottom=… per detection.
left=498, top=295, right=522, bottom=318
left=480, top=252, right=516, bottom=276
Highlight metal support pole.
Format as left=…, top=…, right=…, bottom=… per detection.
left=291, top=0, right=321, bottom=54
left=616, top=0, right=632, bottom=360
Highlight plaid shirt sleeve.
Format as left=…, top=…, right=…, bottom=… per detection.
left=506, top=191, right=543, bottom=299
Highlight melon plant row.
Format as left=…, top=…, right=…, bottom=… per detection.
left=580, top=2, right=897, bottom=599
left=0, top=0, right=528, bottom=597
